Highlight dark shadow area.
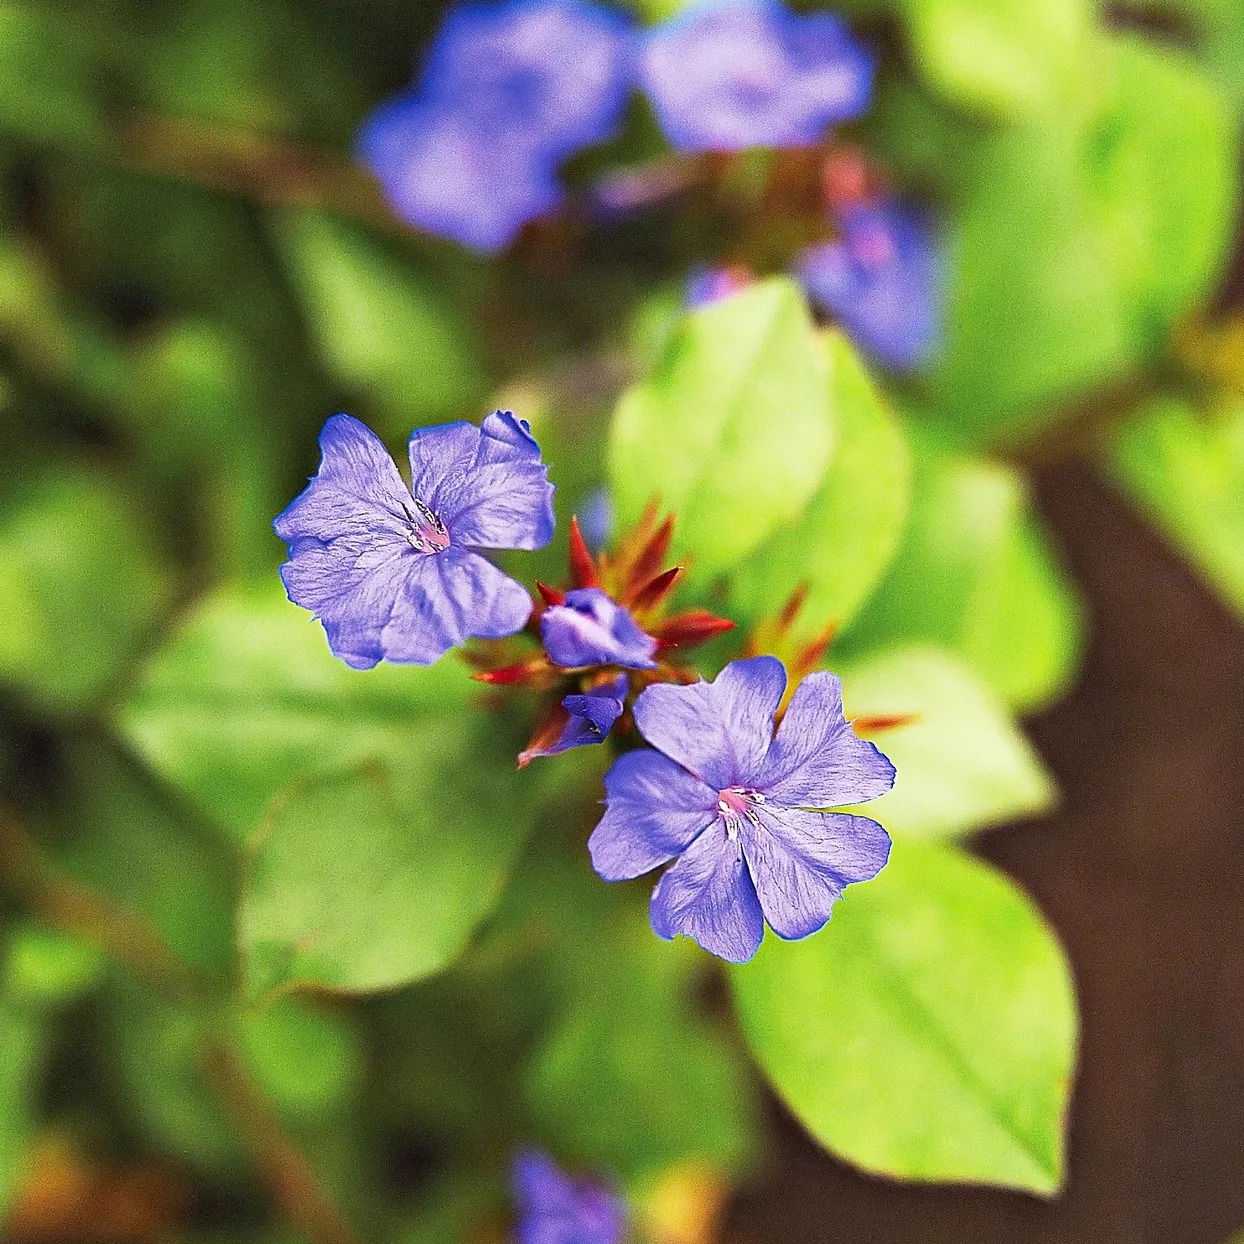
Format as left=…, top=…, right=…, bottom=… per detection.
left=729, top=460, right=1244, bottom=1244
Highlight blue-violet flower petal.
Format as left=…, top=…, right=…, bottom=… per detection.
left=513, top=1148, right=626, bottom=1244
left=542, top=587, right=659, bottom=670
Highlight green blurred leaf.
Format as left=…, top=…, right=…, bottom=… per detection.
left=524, top=900, right=756, bottom=1183
left=127, top=321, right=282, bottom=579
left=1104, top=394, right=1244, bottom=616
left=839, top=646, right=1057, bottom=840
left=728, top=329, right=911, bottom=634
left=54, top=740, right=235, bottom=977
left=240, top=760, right=533, bottom=1001
left=236, top=996, right=362, bottom=1124
left=0, top=999, right=41, bottom=1215
left=118, top=578, right=483, bottom=841
left=731, top=843, right=1077, bottom=1196
left=0, top=463, right=172, bottom=716
left=274, top=210, right=486, bottom=434
left=900, top=0, right=1095, bottom=118
left=840, top=435, right=1084, bottom=713
left=106, top=979, right=240, bottom=1174
left=0, top=7, right=103, bottom=148
left=4, top=924, right=105, bottom=1009
left=608, top=279, right=834, bottom=584
left=928, top=34, right=1236, bottom=444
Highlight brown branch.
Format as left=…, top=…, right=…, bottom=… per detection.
left=200, top=1040, right=364, bottom=1244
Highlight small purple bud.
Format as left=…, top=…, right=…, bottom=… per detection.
left=542, top=587, right=659, bottom=670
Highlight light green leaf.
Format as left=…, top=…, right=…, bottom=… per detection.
left=608, top=278, right=834, bottom=584
left=840, top=435, right=1084, bottom=714
left=731, top=843, right=1077, bottom=1196
left=240, top=761, right=533, bottom=1001
left=900, top=0, right=1095, bottom=118
left=4, top=925, right=105, bottom=1009
left=728, top=329, right=911, bottom=635
left=274, top=210, right=485, bottom=434
left=1104, top=395, right=1244, bottom=616
left=118, top=578, right=477, bottom=842
left=0, top=464, right=172, bottom=716
left=839, top=646, right=1056, bottom=840
left=235, top=997, right=362, bottom=1124
left=928, top=34, right=1236, bottom=445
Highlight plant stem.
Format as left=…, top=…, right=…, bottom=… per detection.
left=0, top=805, right=362, bottom=1244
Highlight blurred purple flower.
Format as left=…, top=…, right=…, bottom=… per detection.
left=359, top=98, right=563, bottom=251
left=588, top=656, right=894, bottom=963
left=542, top=587, right=659, bottom=670
left=359, top=0, right=633, bottom=249
left=421, top=0, right=633, bottom=158
left=685, top=263, right=754, bottom=308
left=518, top=673, right=629, bottom=765
left=639, top=0, right=874, bottom=152
left=577, top=487, right=614, bottom=552
left=797, top=201, right=940, bottom=371
left=275, top=412, right=554, bottom=669
left=512, top=1148, right=626, bottom=1244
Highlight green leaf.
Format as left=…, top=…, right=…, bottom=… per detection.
left=4, top=924, right=105, bottom=1009
left=1104, top=395, right=1244, bottom=616
left=840, top=435, right=1084, bottom=714
left=0, top=464, right=172, bottom=716
left=235, top=997, right=362, bottom=1124
left=118, top=578, right=476, bottom=842
left=928, top=34, right=1236, bottom=445
left=0, top=7, right=104, bottom=148
left=731, top=843, right=1077, bottom=1196
left=274, top=210, right=486, bottom=434
left=839, top=646, right=1057, bottom=840
left=523, top=897, right=756, bottom=1183
left=240, top=761, right=533, bottom=1001
left=900, top=0, right=1095, bottom=118
left=54, top=740, right=235, bottom=978
left=608, top=278, right=834, bottom=584
left=0, top=1000, right=41, bottom=1215
left=728, top=329, right=911, bottom=635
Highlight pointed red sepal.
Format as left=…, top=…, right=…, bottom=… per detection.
left=652, top=610, right=736, bottom=650
left=852, top=713, right=920, bottom=737
left=628, top=565, right=682, bottom=614
left=777, top=584, right=810, bottom=633
left=517, top=704, right=572, bottom=768
left=568, top=517, right=600, bottom=588
left=793, top=621, right=838, bottom=675
left=625, top=515, right=675, bottom=595
left=471, top=661, right=542, bottom=686
left=536, top=581, right=565, bottom=607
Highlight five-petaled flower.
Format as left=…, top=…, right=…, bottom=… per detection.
left=513, top=1148, right=626, bottom=1244
left=274, top=412, right=554, bottom=669
left=589, top=655, right=894, bottom=963
left=639, top=0, right=874, bottom=152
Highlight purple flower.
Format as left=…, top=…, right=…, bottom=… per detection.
left=576, top=487, right=614, bottom=552
left=359, top=97, right=562, bottom=252
left=639, top=0, right=874, bottom=152
left=542, top=588, right=658, bottom=670
left=519, top=674, right=629, bottom=765
left=420, top=0, right=633, bottom=159
left=513, top=1149, right=626, bottom=1244
left=275, top=412, right=554, bottom=669
left=588, top=656, right=894, bottom=963
left=797, top=202, right=941, bottom=371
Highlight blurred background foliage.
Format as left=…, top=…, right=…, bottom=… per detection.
left=0, top=0, right=1241, bottom=1241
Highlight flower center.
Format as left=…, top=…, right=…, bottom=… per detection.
left=405, top=499, right=450, bottom=555
left=717, top=786, right=765, bottom=836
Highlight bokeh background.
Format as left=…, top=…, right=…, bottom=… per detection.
left=1, top=0, right=1243, bottom=1241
